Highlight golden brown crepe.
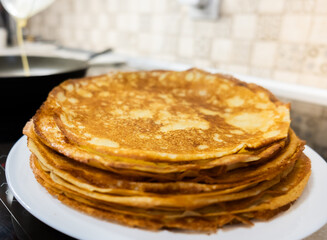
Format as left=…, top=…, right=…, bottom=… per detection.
left=30, top=152, right=310, bottom=232
left=23, top=69, right=310, bottom=233
left=33, top=69, right=290, bottom=162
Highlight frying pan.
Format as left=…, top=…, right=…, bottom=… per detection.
left=0, top=49, right=112, bottom=141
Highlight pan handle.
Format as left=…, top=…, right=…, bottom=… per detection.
left=56, top=46, right=123, bottom=66
left=88, top=48, right=113, bottom=61
left=57, top=45, right=112, bottom=61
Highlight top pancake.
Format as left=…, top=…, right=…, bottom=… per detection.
left=34, top=68, right=290, bottom=161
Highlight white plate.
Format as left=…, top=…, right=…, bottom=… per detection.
left=6, top=136, right=327, bottom=240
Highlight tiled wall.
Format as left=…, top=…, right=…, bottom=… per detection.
left=27, top=0, right=327, bottom=89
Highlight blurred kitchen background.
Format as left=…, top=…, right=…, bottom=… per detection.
left=25, top=0, right=327, bottom=88
left=0, top=0, right=327, bottom=160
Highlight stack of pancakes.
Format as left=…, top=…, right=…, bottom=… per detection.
left=23, top=69, right=311, bottom=233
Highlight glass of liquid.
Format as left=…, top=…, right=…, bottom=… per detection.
left=0, top=0, right=55, bottom=76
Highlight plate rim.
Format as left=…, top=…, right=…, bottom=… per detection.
left=5, top=136, right=327, bottom=240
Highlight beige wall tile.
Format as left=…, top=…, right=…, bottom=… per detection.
left=137, top=0, right=153, bottom=13
left=151, top=15, right=165, bottom=34
left=256, top=15, right=281, bottom=40
left=89, top=30, right=106, bottom=51
left=280, top=15, right=311, bottom=43
left=75, top=14, right=91, bottom=30
left=72, top=0, right=85, bottom=14
left=161, top=36, right=178, bottom=55
left=273, top=70, right=299, bottom=83
left=250, top=67, right=272, bottom=78
left=232, top=14, right=257, bottom=40
left=178, top=37, right=193, bottom=58
left=137, top=33, right=153, bottom=53
left=152, top=15, right=181, bottom=35
left=106, top=31, right=118, bottom=48
left=116, top=14, right=132, bottom=32
left=49, top=0, right=72, bottom=14
left=211, top=38, right=233, bottom=62
left=193, top=59, right=214, bottom=69
left=71, top=14, right=83, bottom=30
left=129, top=14, right=139, bottom=32
left=232, top=40, right=252, bottom=64
left=258, top=0, right=285, bottom=13
left=276, top=43, right=306, bottom=71
left=137, top=14, right=152, bottom=33
left=62, top=15, right=75, bottom=29
left=116, top=32, right=137, bottom=50
left=193, top=37, right=212, bottom=58
left=221, top=0, right=259, bottom=14
left=220, top=0, right=242, bottom=14
left=96, top=14, right=112, bottom=30
left=284, top=0, right=316, bottom=13
left=105, top=0, right=119, bottom=13
left=73, top=29, right=86, bottom=45
left=227, top=64, right=250, bottom=75
left=146, top=35, right=163, bottom=54
left=165, top=0, right=181, bottom=14
left=89, top=0, right=103, bottom=14
left=315, top=0, right=327, bottom=13
left=213, top=16, right=232, bottom=38
left=123, top=0, right=138, bottom=13
left=309, top=16, right=327, bottom=44
left=152, top=0, right=168, bottom=13
left=163, top=15, right=182, bottom=35
left=298, top=73, right=327, bottom=88
left=302, top=45, right=327, bottom=75
left=179, top=18, right=194, bottom=37
left=194, top=21, right=216, bottom=38
left=251, top=41, right=277, bottom=68
left=57, top=27, right=73, bottom=45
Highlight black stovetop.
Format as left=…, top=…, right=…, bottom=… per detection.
left=0, top=142, right=75, bottom=240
